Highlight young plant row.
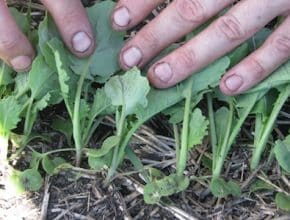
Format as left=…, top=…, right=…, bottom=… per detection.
left=0, top=0, right=290, bottom=211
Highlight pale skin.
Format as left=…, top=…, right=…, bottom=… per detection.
left=1, top=0, right=290, bottom=95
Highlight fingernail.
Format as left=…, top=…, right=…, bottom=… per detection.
left=154, top=63, right=173, bottom=83
left=225, top=74, right=243, bottom=91
left=113, top=7, right=130, bottom=27
left=72, top=31, right=92, bottom=53
left=10, top=56, right=32, bottom=71
left=123, top=47, right=142, bottom=67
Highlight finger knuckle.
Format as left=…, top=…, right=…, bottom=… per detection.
left=177, top=48, right=195, bottom=70
left=138, top=30, right=160, bottom=50
left=272, top=34, right=290, bottom=55
left=215, top=15, right=244, bottom=41
left=249, top=58, right=265, bottom=80
left=175, top=0, right=206, bottom=23
left=0, top=34, right=21, bottom=51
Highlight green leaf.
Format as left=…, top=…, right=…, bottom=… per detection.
left=28, top=56, right=58, bottom=100
left=48, top=38, right=78, bottom=116
left=9, top=8, right=29, bottom=33
left=227, top=43, right=249, bottom=67
left=70, top=0, right=124, bottom=78
left=136, top=57, right=230, bottom=124
left=38, top=14, right=60, bottom=70
left=42, top=156, right=67, bottom=175
left=274, top=135, right=290, bottom=173
left=249, top=179, right=275, bottom=192
left=24, top=93, right=51, bottom=136
left=29, top=151, right=42, bottom=169
left=162, top=103, right=185, bottom=124
left=87, top=136, right=120, bottom=158
left=42, top=156, right=55, bottom=175
left=90, top=88, right=114, bottom=117
left=188, top=108, right=209, bottom=148
left=88, top=152, right=112, bottom=171
left=214, top=107, right=230, bottom=146
left=0, top=62, right=13, bottom=86
left=52, top=116, right=73, bottom=146
left=14, top=73, right=29, bottom=98
left=275, top=192, right=290, bottom=212
left=0, top=96, right=22, bottom=137
left=249, top=28, right=272, bottom=52
left=144, top=174, right=190, bottom=204
left=20, top=169, right=43, bottom=191
left=105, top=67, right=150, bottom=116
left=210, top=177, right=241, bottom=198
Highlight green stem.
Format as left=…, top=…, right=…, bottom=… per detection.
left=213, top=98, right=234, bottom=177
left=206, top=93, right=217, bottom=168
left=0, top=62, right=6, bottom=86
left=254, top=114, right=263, bottom=147
left=73, top=59, right=91, bottom=167
left=251, top=85, right=290, bottom=170
left=83, top=118, right=102, bottom=146
left=24, top=98, right=34, bottom=136
left=42, top=148, right=76, bottom=156
left=173, top=124, right=180, bottom=160
left=177, top=80, right=193, bottom=177
left=106, top=108, right=126, bottom=182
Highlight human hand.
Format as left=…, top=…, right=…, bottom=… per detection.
left=0, top=0, right=95, bottom=72
left=112, top=0, right=290, bottom=95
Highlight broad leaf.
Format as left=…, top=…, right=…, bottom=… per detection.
left=274, top=135, right=290, bottom=173
left=88, top=152, right=112, bottom=171
left=28, top=56, right=58, bottom=100
left=70, top=0, right=124, bottom=78
left=105, top=67, right=150, bottom=116
left=52, top=116, right=73, bottom=146
left=0, top=62, right=13, bottom=86
left=210, top=177, right=241, bottom=198
left=9, top=8, right=29, bottom=33
left=144, top=174, right=190, bottom=204
left=0, top=96, right=22, bottom=136
left=48, top=38, right=78, bottom=116
left=214, top=107, right=230, bottom=146
left=87, top=136, right=120, bottom=158
left=136, top=57, right=231, bottom=124
left=275, top=192, right=290, bottom=212
left=20, top=169, right=43, bottom=191
left=188, top=108, right=209, bottom=148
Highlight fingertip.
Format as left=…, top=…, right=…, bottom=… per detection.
left=147, top=64, right=171, bottom=89
left=111, top=6, right=131, bottom=31
left=71, top=31, right=96, bottom=58
left=219, top=74, right=243, bottom=96
left=219, top=80, right=234, bottom=96
left=42, top=0, right=96, bottom=58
